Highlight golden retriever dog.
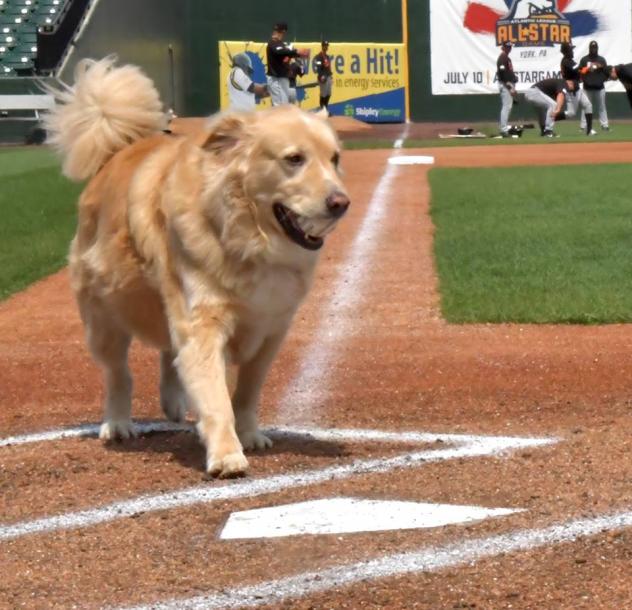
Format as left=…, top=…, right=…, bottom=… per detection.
left=44, top=58, right=349, bottom=477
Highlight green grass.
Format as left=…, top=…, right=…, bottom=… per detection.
left=0, top=148, right=81, bottom=300
left=0, top=147, right=60, bottom=176
left=344, top=121, right=632, bottom=150
left=429, top=163, right=632, bottom=324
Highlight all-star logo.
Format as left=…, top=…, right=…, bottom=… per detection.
left=505, top=0, right=564, bottom=20
left=463, top=1, right=600, bottom=48
left=496, top=0, right=570, bottom=47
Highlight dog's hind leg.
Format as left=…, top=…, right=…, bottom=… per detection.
left=232, top=331, right=288, bottom=451
left=160, top=350, right=189, bottom=422
left=79, top=295, right=135, bottom=440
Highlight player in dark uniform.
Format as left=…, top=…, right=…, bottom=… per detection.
left=560, top=41, right=595, bottom=135
left=287, top=58, right=306, bottom=104
left=606, top=64, right=632, bottom=109
left=578, top=40, right=609, bottom=131
left=524, top=77, right=574, bottom=137
left=266, top=22, right=309, bottom=106
left=314, top=40, right=333, bottom=113
left=496, top=41, right=518, bottom=137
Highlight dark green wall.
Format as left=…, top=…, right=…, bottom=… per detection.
left=59, top=0, right=186, bottom=114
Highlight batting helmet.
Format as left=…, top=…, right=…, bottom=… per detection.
left=232, top=52, right=253, bottom=77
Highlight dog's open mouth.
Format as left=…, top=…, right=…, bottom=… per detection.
left=273, top=203, right=333, bottom=251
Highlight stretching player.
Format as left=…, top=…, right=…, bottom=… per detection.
left=524, top=77, right=574, bottom=137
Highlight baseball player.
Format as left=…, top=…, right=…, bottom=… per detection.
left=524, top=77, right=574, bottom=137
left=227, top=53, right=269, bottom=112
left=606, top=64, right=632, bottom=109
left=559, top=41, right=595, bottom=135
left=287, top=57, right=305, bottom=104
left=314, top=40, right=333, bottom=113
left=266, top=21, right=309, bottom=106
left=496, top=41, right=518, bottom=137
left=578, top=40, right=609, bottom=131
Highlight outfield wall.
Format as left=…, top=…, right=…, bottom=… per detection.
left=4, top=0, right=632, bottom=128
left=184, top=0, right=632, bottom=121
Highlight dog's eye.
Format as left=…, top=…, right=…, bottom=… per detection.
left=331, top=152, right=340, bottom=167
left=285, top=153, right=305, bottom=167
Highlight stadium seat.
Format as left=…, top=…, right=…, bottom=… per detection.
left=0, top=0, right=68, bottom=76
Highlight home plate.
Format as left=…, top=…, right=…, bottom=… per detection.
left=388, top=155, right=435, bottom=165
left=219, top=497, right=522, bottom=539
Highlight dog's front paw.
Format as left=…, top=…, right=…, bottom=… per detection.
left=206, top=451, right=249, bottom=478
left=238, top=427, right=273, bottom=451
left=99, top=420, right=137, bottom=441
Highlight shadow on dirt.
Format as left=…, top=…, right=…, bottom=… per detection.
left=102, top=422, right=349, bottom=473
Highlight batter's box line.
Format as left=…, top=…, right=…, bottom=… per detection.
left=0, top=427, right=558, bottom=543
left=0, top=420, right=559, bottom=449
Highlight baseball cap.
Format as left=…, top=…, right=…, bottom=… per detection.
left=273, top=21, right=288, bottom=32
left=560, top=41, right=575, bottom=54
left=501, top=41, right=512, bottom=48
left=322, top=39, right=329, bottom=46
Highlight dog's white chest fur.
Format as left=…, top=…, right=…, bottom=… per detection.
left=230, top=265, right=312, bottom=364
left=249, top=265, right=310, bottom=315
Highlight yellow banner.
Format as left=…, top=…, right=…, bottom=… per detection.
left=219, top=41, right=408, bottom=122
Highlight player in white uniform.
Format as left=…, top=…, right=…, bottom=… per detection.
left=227, top=53, right=269, bottom=111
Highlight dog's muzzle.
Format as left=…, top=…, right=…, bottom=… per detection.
left=273, top=192, right=350, bottom=251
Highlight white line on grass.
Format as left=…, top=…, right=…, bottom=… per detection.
left=0, top=433, right=555, bottom=542
left=276, top=125, right=418, bottom=424
left=113, top=508, right=632, bottom=610
left=393, top=122, right=410, bottom=149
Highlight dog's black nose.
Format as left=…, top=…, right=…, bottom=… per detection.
left=326, top=191, right=350, bottom=218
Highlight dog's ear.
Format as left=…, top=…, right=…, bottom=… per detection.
left=197, top=113, right=247, bottom=155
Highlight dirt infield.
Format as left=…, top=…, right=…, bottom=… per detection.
left=1, top=142, right=632, bottom=609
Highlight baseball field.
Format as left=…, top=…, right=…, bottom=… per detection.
left=2, top=127, right=632, bottom=609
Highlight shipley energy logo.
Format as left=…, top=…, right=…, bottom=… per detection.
left=464, top=0, right=600, bottom=47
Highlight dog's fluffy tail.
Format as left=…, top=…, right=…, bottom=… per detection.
left=43, top=57, right=166, bottom=181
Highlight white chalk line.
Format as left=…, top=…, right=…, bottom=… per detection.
left=0, top=421, right=557, bottom=450
left=393, top=122, right=410, bottom=149
left=0, top=421, right=191, bottom=448
left=114, top=508, right=632, bottom=610
left=276, top=125, right=414, bottom=424
left=0, top=431, right=556, bottom=542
